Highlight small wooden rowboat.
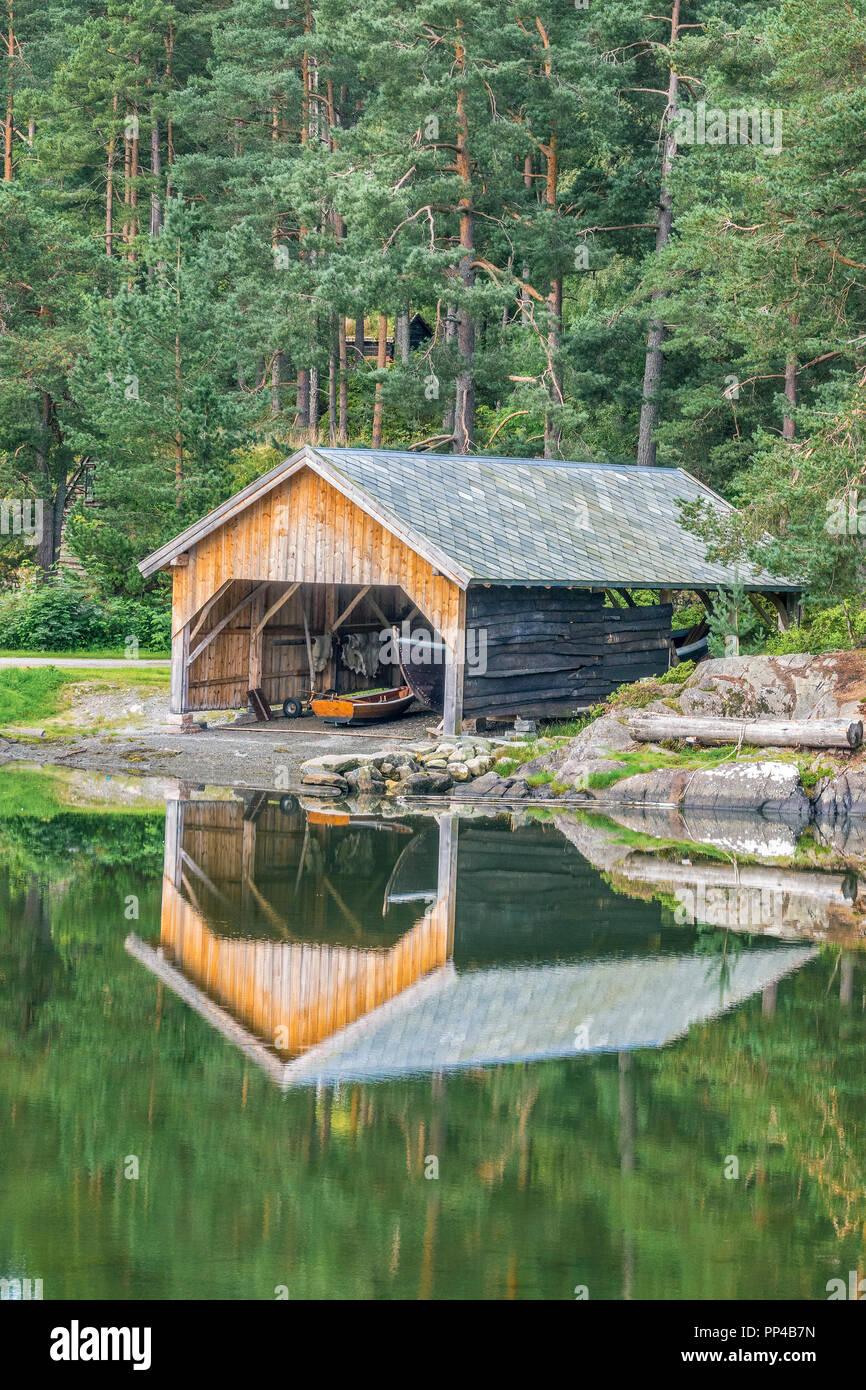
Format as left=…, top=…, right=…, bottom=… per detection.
left=310, top=685, right=414, bottom=725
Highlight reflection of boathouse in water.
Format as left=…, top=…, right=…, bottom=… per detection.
left=127, top=796, right=815, bottom=1087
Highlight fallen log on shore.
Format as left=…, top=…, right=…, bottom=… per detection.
left=627, top=713, right=863, bottom=750
left=618, top=854, right=857, bottom=901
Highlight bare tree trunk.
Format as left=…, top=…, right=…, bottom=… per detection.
left=174, top=237, right=183, bottom=502
left=541, top=115, right=562, bottom=458
left=150, top=114, right=162, bottom=236
left=270, top=352, right=282, bottom=417
left=544, top=272, right=563, bottom=457
left=371, top=312, right=388, bottom=448
left=783, top=313, right=798, bottom=441
left=442, top=302, right=457, bottom=436
left=296, top=367, right=310, bottom=429
left=129, top=99, right=139, bottom=268
left=395, top=309, right=410, bottom=364
left=4, top=2, right=14, bottom=182
left=33, top=392, right=66, bottom=579
left=123, top=118, right=131, bottom=249
left=164, top=23, right=174, bottom=200
left=521, top=151, right=532, bottom=325
left=328, top=314, right=338, bottom=444
left=309, top=363, right=320, bottom=438
left=338, top=316, right=348, bottom=444
left=636, top=0, right=681, bottom=467
left=106, top=94, right=117, bottom=256
left=452, top=23, right=475, bottom=453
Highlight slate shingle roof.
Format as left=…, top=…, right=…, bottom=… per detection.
left=283, top=947, right=814, bottom=1084
left=138, top=444, right=800, bottom=590
left=311, top=448, right=799, bottom=590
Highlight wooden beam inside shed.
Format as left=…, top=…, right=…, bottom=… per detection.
left=253, top=581, right=301, bottom=639
left=188, top=581, right=233, bottom=644
left=329, top=585, right=371, bottom=633
left=248, top=589, right=266, bottom=690
left=187, top=582, right=270, bottom=667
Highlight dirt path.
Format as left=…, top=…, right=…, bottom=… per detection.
left=0, top=714, right=439, bottom=793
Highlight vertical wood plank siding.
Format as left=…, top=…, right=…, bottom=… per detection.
left=160, top=875, right=450, bottom=1058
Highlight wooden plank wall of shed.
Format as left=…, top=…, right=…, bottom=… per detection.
left=462, top=586, right=673, bottom=717
left=160, top=873, right=449, bottom=1055
left=172, top=466, right=465, bottom=713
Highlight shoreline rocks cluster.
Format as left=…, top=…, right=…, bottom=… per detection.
left=299, top=654, right=866, bottom=824
left=300, top=736, right=531, bottom=798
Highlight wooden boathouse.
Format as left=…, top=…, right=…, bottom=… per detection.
left=139, top=446, right=801, bottom=734
left=125, top=797, right=813, bottom=1087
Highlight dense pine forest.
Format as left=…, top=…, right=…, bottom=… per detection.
left=1, top=0, right=865, bottom=648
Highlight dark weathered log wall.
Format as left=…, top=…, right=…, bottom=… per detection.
left=462, top=586, right=672, bottom=717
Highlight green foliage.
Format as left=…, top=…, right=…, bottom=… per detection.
left=764, top=604, right=866, bottom=654
left=0, top=667, right=72, bottom=724
left=0, top=0, right=865, bottom=635
left=0, top=577, right=170, bottom=651
left=587, top=743, right=745, bottom=790
left=705, top=579, right=765, bottom=657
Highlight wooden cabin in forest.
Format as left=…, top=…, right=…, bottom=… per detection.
left=139, top=447, right=801, bottom=734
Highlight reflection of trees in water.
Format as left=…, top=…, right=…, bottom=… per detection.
left=694, top=925, right=747, bottom=999
left=2, top=797, right=865, bottom=1298
left=649, top=949, right=866, bottom=1249
left=0, top=875, right=66, bottom=1038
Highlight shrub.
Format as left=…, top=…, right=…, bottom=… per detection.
left=0, top=578, right=170, bottom=652
left=762, top=604, right=866, bottom=655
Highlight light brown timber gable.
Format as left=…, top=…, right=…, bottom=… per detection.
left=171, top=465, right=464, bottom=647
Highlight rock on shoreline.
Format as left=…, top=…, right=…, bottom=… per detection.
left=298, top=655, right=866, bottom=821
left=298, top=737, right=523, bottom=798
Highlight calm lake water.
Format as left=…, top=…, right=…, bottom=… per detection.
left=1, top=769, right=863, bottom=1301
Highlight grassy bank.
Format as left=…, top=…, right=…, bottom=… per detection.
left=0, top=665, right=170, bottom=734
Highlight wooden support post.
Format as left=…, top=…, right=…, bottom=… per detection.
left=436, top=812, right=459, bottom=955
left=323, top=587, right=338, bottom=690
left=248, top=589, right=266, bottom=690
left=163, top=792, right=185, bottom=891
left=170, top=618, right=190, bottom=715
left=302, top=604, right=316, bottom=695
left=241, top=816, right=257, bottom=920
left=442, top=591, right=466, bottom=737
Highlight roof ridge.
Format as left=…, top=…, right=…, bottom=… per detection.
left=314, top=446, right=686, bottom=475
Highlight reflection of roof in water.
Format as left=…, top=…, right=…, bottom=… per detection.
left=283, top=948, right=814, bottom=1084
left=128, top=931, right=814, bottom=1087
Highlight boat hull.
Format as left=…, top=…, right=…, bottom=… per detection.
left=311, top=686, right=415, bottom=725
